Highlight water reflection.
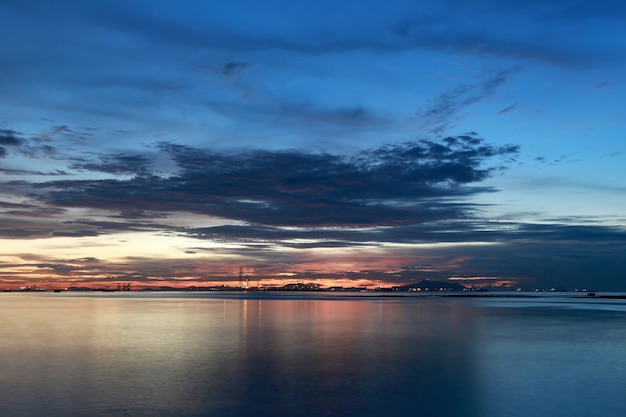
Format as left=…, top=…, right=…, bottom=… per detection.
left=227, top=298, right=482, bottom=417
left=473, top=300, right=626, bottom=417
left=1, top=293, right=625, bottom=417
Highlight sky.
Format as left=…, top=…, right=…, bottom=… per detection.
left=1, top=0, right=625, bottom=290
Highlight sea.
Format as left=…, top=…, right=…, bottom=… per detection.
left=1, top=291, right=625, bottom=417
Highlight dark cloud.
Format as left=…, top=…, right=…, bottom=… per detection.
left=61, top=219, right=173, bottom=235
left=0, top=202, right=68, bottom=238
left=64, top=257, right=101, bottom=263
left=0, top=227, right=52, bottom=238
left=29, top=135, right=517, bottom=230
left=0, top=167, right=70, bottom=176
left=433, top=223, right=626, bottom=291
left=183, top=219, right=626, bottom=253
left=0, top=257, right=105, bottom=280
left=52, top=229, right=102, bottom=237
left=2, top=206, right=66, bottom=217
left=70, top=153, right=152, bottom=176
left=0, top=202, right=169, bottom=239
left=0, top=129, right=23, bottom=157
left=32, top=262, right=91, bottom=276
left=0, top=129, right=23, bottom=146
left=0, top=127, right=83, bottom=160
left=110, top=210, right=170, bottom=220
left=183, top=224, right=383, bottom=247
left=0, top=201, right=31, bottom=209
left=0, top=134, right=519, bottom=251
left=222, top=62, right=251, bottom=77
left=2, top=218, right=625, bottom=289
left=508, top=223, right=626, bottom=242
left=160, top=221, right=626, bottom=289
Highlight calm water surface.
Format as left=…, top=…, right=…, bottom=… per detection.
left=1, top=292, right=625, bottom=417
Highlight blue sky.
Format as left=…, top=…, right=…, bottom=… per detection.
left=1, top=0, right=625, bottom=290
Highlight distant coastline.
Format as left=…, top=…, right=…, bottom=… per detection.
left=3, top=284, right=624, bottom=299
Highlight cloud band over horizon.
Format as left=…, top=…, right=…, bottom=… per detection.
left=1, top=133, right=625, bottom=290
left=1, top=0, right=625, bottom=290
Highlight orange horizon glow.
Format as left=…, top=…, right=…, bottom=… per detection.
left=1, top=278, right=407, bottom=291
left=0, top=276, right=522, bottom=292
left=0, top=234, right=519, bottom=291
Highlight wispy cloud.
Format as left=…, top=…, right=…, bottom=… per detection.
left=205, top=98, right=391, bottom=131
left=497, top=104, right=517, bottom=116
left=416, top=66, right=522, bottom=133
left=71, top=0, right=618, bottom=65
left=35, top=125, right=70, bottom=142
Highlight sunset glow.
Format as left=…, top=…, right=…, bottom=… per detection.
left=1, top=1, right=625, bottom=291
